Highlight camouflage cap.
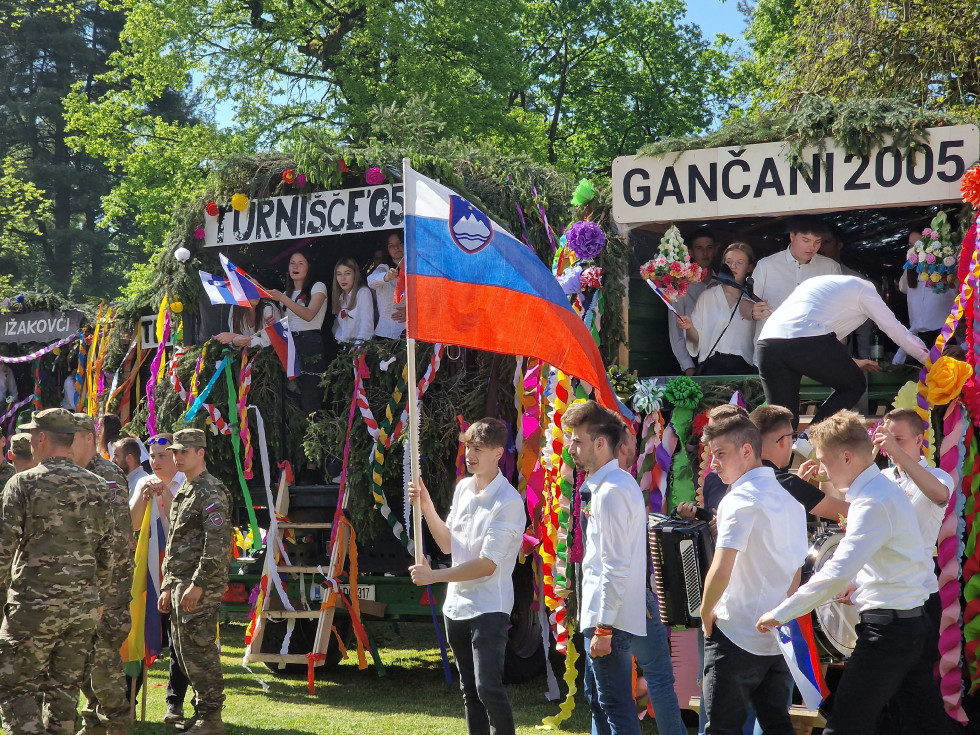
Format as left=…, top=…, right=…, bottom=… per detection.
left=18, top=408, right=77, bottom=434
left=9, top=433, right=32, bottom=458
left=170, top=428, right=207, bottom=450
left=73, top=412, right=96, bottom=433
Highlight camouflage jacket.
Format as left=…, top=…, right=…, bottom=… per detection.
left=162, top=470, right=231, bottom=600
left=0, top=460, right=14, bottom=493
left=86, top=455, right=136, bottom=608
left=0, top=456, right=113, bottom=606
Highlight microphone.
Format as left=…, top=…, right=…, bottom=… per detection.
left=716, top=264, right=761, bottom=303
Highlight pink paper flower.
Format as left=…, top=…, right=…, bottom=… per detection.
left=366, top=167, right=385, bottom=186
left=296, top=173, right=307, bottom=187
left=194, top=226, right=205, bottom=240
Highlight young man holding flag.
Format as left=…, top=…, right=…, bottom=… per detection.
left=757, top=411, right=937, bottom=735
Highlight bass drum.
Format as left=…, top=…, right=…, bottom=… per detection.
left=802, top=530, right=858, bottom=662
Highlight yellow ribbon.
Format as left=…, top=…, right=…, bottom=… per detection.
left=537, top=624, right=579, bottom=730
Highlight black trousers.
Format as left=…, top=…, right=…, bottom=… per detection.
left=756, top=333, right=865, bottom=426
left=825, top=614, right=942, bottom=735
left=702, top=626, right=795, bottom=735
left=445, top=613, right=515, bottom=735
left=698, top=352, right=757, bottom=376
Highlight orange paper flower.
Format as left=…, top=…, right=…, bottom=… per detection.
left=962, top=165, right=980, bottom=207
left=925, top=355, right=974, bottom=406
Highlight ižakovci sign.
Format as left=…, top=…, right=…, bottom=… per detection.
left=612, top=125, right=980, bottom=225
left=204, top=184, right=404, bottom=247
left=0, top=310, right=83, bottom=344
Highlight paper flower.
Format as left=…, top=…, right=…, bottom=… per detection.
left=205, top=202, right=219, bottom=217
left=556, top=265, right=582, bottom=295
left=282, top=168, right=296, bottom=184
left=565, top=220, right=606, bottom=260
left=925, top=355, right=974, bottom=405
left=665, top=375, right=703, bottom=410
left=366, top=167, right=385, bottom=186
left=171, top=301, right=184, bottom=314
left=231, top=193, right=249, bottom=212
left=297, top=173, right=307, bottom=187
left=633, top=379, right=666, bottom=414
left=174, top=247, right=191, bottom=262
left=571, top=179, right=596, bottom=207
left=640, top=225, right=704, bottom=302
left=607, top=365, right=636, bottom=398
left=903, top=211, right=958, bottom=294
left=962, top=165, right=980, bottom=207
left=580, top=266, right=603, bottom=290
left=337, top=159, right=349, bottom=173
left=194, top=226, right=205, bottom=240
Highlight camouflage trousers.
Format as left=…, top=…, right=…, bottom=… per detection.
left=171, top=583, right=224, bottom=717
left=80, top=604, right=132, bottom=725
left=0, top=600, right=98, bottom=735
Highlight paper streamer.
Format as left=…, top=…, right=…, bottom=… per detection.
left=222, top=361, right=261, bottom=550
left=237, top=351, right=257, bottom=478
left=168, top=349, right=230, bottom=435
left=184, top=356, right=229, bottom=423
left=937, top=401, right=969, bottom=722
left=537, top=624, right=578, bottom=729
left=0, top=332, right=78, bottom=365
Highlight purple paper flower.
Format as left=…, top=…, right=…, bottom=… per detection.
left=194, top=226, right=205, bottom=240
left=296, top=173, right=307, bottom=187
left=564, top=220, right=606, bottom=260
left=366, top=167, right=385, bottom=186
left=925, top=253, right=936, bottom=264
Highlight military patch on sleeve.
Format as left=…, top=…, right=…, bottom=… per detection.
left=205, top=502, right=217, bottom=513
left=207, top=511, right=224, bottom=527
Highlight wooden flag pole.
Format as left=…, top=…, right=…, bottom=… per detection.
left=403, top=157, right=425, bottom=564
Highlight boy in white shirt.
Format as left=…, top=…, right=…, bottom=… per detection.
left=757, top=411, right=936, bottom=735
left=409, top=418, right=525, bottom=735
left=700, top=408, right=808, bottom=735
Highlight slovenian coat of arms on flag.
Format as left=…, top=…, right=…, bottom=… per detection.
left=403, top=164, right=628, bottom=418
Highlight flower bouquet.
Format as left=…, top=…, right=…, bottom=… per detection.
left=639, top=225, right=705, bottom=301
left=904, top=211, right=958, bottom=294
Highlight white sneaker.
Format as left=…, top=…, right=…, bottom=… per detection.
left=793, top=433, right=813, bottom=459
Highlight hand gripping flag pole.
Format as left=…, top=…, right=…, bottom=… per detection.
left=404, top=157, right=425, bottom=564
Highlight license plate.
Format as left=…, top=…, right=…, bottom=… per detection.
left=309, top=583, right=376, bottom=602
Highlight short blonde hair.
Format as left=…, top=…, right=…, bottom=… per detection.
left=882, top=408, right=925, bottom=436
left=809, top=411, right=872, bottom=454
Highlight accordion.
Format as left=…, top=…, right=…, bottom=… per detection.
left=648, top=513, right=715, bottom=628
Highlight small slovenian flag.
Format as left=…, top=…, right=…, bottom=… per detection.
left=199, top=271, right=238, bottom=306
left=219, top=253, right=272, bottom=306
left=267, top=317, right=300, bottom=380
left=775, top=616, right=830, bottom=710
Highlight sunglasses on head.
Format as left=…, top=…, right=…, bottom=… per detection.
left=148, top=437, right=169, bottom=446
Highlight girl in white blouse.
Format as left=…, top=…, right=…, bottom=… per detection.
left=331, top=256, right=375, bottom=344
left=367, top=232, right=407, bottom=339
left=268, top=250, right=329, bottom=412
left=676, top=242, right=758, bottom=375
left=214, top=297, right=282, bottom=349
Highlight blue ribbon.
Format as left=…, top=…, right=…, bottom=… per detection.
left=184, top=356, right=228, bottom=422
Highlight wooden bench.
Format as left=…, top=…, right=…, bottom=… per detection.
left=688, top=696, right=826, bottom=735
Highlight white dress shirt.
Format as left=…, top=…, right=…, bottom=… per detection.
left=0, top=364, right=17, bottom=404
left=367, top=265, right=405, bottom=339
left=667, top=277, right=712, bottom=372
left=883, top=459, right=954, bottom=578
left=331, top=286, right=375, bottom=344
left=773, top=464, right=932, bottom=622
left=900, top=275, right=957, bottom=334
left=286, top=282, right=329, bottom=332
left=443, top=471, right=525, bottom=621
left=132, top=471, right=186, bottom=535
left=127, top=467, right=149, bottom=495
left=753, top=247, right=841, bottom=321
left=714, top=466, right=808, bottom=656
left=686, top=285, right=756, bottom=366
left=580, top=459, right=647, bottom=636
left=227, top=302, right=280, bottom=348
left=758, top=276, right=929, bottom=364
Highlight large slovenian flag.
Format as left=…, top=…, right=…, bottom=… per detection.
left=267, top=317, right=300, bottom=379
left=199, top=271, right=238, bottom=306
left=121, top=499, right=166, bottom=669
left=403, top=165, right=626, bottom=416
left=220, top=254, right=272, bottom=306
left=775, top=617, right=830, bottom=710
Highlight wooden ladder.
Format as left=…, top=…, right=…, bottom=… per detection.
left=242, top=473, right=349, bottom=668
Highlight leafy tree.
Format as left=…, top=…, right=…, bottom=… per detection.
left=742, top=0, right=980, bottom=113
left=514, top=0, right=737, bottom=171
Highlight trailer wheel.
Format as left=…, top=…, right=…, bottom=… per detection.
left=503, top=562, right=546, bottom=684
left=260, top=616, right=352, bottom=678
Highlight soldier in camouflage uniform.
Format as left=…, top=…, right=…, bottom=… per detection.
left=7, top=434, right=36, bottom=474
left=0, top=408, right=114, bottom=735
left=159, top=429, right=231, bottom=735
left=71, top=414, right=135, bottom=735
left=0, top=434, right=14, bottom=491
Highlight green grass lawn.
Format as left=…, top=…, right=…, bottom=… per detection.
left=126, top=619, right=685, bottom=734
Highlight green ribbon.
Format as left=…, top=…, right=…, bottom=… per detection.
left=224, top=360, right=262, bottom=550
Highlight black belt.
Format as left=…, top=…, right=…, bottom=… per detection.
left=859, top=606, right=924, bottom=624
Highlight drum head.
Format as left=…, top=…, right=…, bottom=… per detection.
left=809, top=531, right=859, bottom=660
